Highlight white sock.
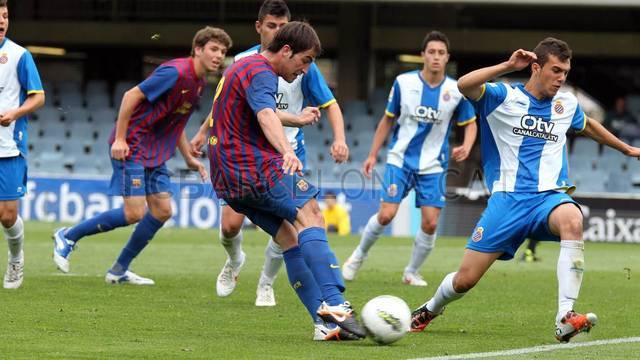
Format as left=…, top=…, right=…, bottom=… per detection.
left=4, top=216, right=24, bottom=262
left=556, top=240, right=584, bottom=324
left=260, top=237, right=283, bottom=284
left=405, top=230, right=436, bottom=274
left=220, top=229, right=243, bottom=267
left=425, top=272, right=465, bottom=314
left=354, top=214, right=386, bottom=259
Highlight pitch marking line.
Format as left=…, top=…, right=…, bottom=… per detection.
left=409, top=336, right=640, bottom=360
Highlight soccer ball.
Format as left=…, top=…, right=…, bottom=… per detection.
left=361, top=295, right=411, bottom=345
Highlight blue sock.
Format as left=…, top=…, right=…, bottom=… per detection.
left=283, top=246, right=323, bottom=324
left=110, top=212, right=164, bottom=275
left=298, top=227, right=346, bottom=306
left=65, top=208, right=128, bottom=242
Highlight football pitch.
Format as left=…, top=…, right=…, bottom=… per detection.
left=1, top=222, right=639, bottom=359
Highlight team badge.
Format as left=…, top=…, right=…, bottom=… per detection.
left=471, top=226, right=484, bottom=242
left=209, top=136, right=218, bottom=146
left=131, top=178, right=142, bottom=188
left=0, top=54, right=7, bottom=64
left=387, top=184, right=398, bottom=197
left=554, top=101, right=564, bottom=115
left=443, top=91, right=451, bottom=102
left=296, top=179, right=309, bottom=192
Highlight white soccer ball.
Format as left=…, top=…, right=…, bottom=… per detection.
left=361, top=295, right=411, bottom=345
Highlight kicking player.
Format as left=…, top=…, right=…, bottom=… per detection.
left=52, top=27, right=231, bottom=284
left=0, top=0, right=45, bottom=289
left=207, top=21, right=364, bottom=340
left=342, top=31, right=477, bottom=286
left=411, top=38, right=640, bottom=342
left=192, top=0, right=349, bottom=307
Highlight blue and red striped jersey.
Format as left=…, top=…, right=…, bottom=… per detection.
left=208, top=54, right=284, bottom=199
left=109, top=57, right=206, bottom=167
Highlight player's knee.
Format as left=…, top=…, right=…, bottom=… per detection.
left=0, top=211, right=17, bottom=228
left=220, top=221, right=241, bottom=239
left=300, top=200, right=325, bottom=228
left=420, top=218, right=438, bottom=234
left=453, top=271, right=477, bottom=293
left=377, top=211, right=395, bottom=226
left=152, top=206, right=173, bottom=222
left=561, top=215, right=583, bottom=239
left=123, top=206, right=145, bottom=224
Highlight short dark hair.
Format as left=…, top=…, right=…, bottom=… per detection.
left=266, top=21, right=321, bottom=56
left=258, top=0, right=290, bottom=22
left=421, top=30, right=450, bottom=53
left=191, top=26, right=232, bottom=57
left=0, top=0, right=7, bottom=7
left=533, top=37, right=572, bottom=67
left=324, top=191, right=336, bottom=199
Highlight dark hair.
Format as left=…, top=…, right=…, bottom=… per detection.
left=266, top=21, right=321, bottom=56
left=421, top=30, right=450, bottom=53
left=324, top=191, right=336, bottom=199
left=533, top=37, right=572, bottom=67
left=0, top=0, right=7, bottom=7
left=191, top=26, right=232, bottom=57
left=258, top=0, right=290, bottom=22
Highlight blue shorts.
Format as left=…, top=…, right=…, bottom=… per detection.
left=223, top=173, right=319, bottom=236
left=0, top=155, right=27, bottom=200
left=109, top=158, right=172, bottom=197
left=467, top=191, right=580, bottom=260
left=220, top=148, right=306, bottom=207
left=381, top=164, right=446, bottom=208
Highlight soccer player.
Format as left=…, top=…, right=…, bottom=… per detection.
left=342, top=31, right=477, bottom=286
left=51, top=27, right=231, bottom=285
left=411, top=38, right=640, bottom=342
left=207, top=21, right=364, bottom=340
left=191, top=0, right=349, bottom=307
left=0, top=0, right=45, bottom=289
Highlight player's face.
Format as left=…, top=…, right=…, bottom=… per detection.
left=0, top=7, right=9, bottom=43
left=195, top=40, right=228, bottom=73
left=256, top=15, right=289, bottom=48
left=279, top=46, right=315, bottom=83
left=421, top=41, right=449, bottom=73
left=533, top=54, right=571, bottom=98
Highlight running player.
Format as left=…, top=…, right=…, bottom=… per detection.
left=342, top=31, right=477, bottom=286
left=52, top=27, right=231, bottom=285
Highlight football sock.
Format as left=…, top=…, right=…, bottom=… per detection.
left=353, top=214, right=385, bottom=259
left=556, top=240, right=584, bottom=323
left=426, top=272, right=465, bottom=314
left=260, top=237, right=283, bottom=283
left=283, top=246, right=323, bottom=323
left=65, top=208, right=128, bottom=243
left=527, top=239, right=539, bottom=253
left=110, top=212, right=164, bottom=275
left=405, top=230, right=436, bottom=274
left=298, top=227, right=345, bottom=306
left=220, top=229, right=244, bottom=268
left=4, top=216, right=24, bottom=262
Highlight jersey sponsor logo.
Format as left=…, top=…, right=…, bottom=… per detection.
left=0, top=53, right=7, bottom=64
left=513, top=115, right=558, bottom=142
left=554, top=100, right=564, bottom=115
left=387, top=183, right=398, bottom=197
left=472, top=226, right=484, bottom=242
left=411, top=106, right=442, bottom=124
left=174, top=101, right=193, bottom=115
left=276, top=93, right=288, bottom=110
left=296, top=179, right=309, bottom=192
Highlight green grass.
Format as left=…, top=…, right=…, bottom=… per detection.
left=1, top=222, right=639, bottom=359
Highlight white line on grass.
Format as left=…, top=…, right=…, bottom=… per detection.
left=409, top=336, right=640, bottom=360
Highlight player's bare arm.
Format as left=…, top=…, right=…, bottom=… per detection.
left=276, top=107, right=320, bottom=127
left=451, top=120, right=477, bottom=162
left=112, top=86, right=146, bottom=160
left=256, top=107, right=303, bottom=175
left=581, top=116, right=640, bottom=159
left=362, top=114, right=395, bottom=178
left=325, top=102, right=349, bottom=163
left=0, top=92, right=45, bottom=127
left=458, top=49, right=537, bottom=100
left=178, top=131, right=208, bottom=181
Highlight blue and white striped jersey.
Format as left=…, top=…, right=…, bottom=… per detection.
left=234, top=45, right=335, bottom=151
left=385, top=71, right=475, bottom=174
left=471, top=82, right=586, bottom=194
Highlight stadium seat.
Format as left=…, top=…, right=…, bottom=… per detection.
left=605, top=170, right=632, bottom=193
left=571, top=137, right=599, bottom=157
left=93, top=108, right=118, bottom=126
left=86, top=92, right=111, bottom=108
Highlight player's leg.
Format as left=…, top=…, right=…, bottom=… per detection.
left=547, top=201, right=595, bottom=341
left=1, top=200, right=24, bottom=289
left=53, top=158, right=138, bottom=272
left=404, top=206, right=440, bottom=286
left=216, top=204, right=247, bottom=297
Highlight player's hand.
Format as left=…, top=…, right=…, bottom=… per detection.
left=190, top=131, right=206, bottom=157
left=282, top=151, right=303, bottom=176
left=624, top=146, right=640, bottom=160
left=297, top=107, right=321, bottom=126
left=0, top=109, right=19, bottom=127
left=452, top=145, right=471, bottom=162
left=186, top=157, right=208, bottom=182
left=111, top=139, right=129, bottom=160
left=330, top=139, right=349, bottom=163
left=362, top=155, right=377, bottom=179
left=506, top=49, right=537, bottom=72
